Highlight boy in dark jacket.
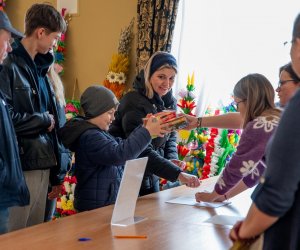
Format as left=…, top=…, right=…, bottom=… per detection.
left=59, top=86, right=169, bottom=212
left=0, top=11, right=29, bottom=234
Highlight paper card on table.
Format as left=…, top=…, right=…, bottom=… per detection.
left=111, top=157, right=148, bottom=227
left=204, top=215, right=244, bottom=226
left=166, top=196, right=230, bottom=208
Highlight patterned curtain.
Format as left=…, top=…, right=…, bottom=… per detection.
left=136, top=0, right=180, bottom=73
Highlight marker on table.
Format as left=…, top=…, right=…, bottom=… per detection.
left=78, top=237, right=92, bottom=241
left=114, top=235, right=147, bottom=239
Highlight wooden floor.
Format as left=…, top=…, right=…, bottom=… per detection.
left=0, top=177, right=253, bottom=250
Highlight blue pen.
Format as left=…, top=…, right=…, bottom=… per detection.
left=78, top=237, right=92, bottom=241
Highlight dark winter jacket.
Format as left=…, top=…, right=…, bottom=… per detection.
left=0, top=40, right=71, bottom=185
left=110, top=70, right=182, bottom=195
left=59, top=117, right=152, bottom=211
left=252, top=89, right=300, bottom=250
left=0, top=87, right=29, bottom=208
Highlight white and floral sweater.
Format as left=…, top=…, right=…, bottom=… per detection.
left=215, top=115, right=280, bottom=195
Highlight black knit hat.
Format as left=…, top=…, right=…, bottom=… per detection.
left=80, top=86, right=119, bottom=119
left=150, top=53, right=177, bottom=77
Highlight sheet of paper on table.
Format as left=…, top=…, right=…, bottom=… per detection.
left=166, top=196, right=231, bottom=208
left=204, top=215, right=244, bottom=226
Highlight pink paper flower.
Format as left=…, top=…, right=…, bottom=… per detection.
left=65, top=103, right=79, bottom=114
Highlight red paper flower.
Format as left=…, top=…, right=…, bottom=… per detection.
left=177, top=99, right=196, bottom=115
left=160, top=179, right=167, bottom=185
left=177, top=143, right=190, bottom=161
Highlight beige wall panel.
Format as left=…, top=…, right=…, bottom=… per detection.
left=6, top=0, right=137, bottom=100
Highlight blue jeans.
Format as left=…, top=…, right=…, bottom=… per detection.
left=44, top=185, right=56, bottom=222
left=0, top=207, right=9, bottom=234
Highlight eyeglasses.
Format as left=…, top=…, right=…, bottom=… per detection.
left=283, top=39, right=296, bottom=53
left=283, top=39, right=296, bottom=47
left=231, top=100, right=246, bottom=112
left=277, top=79, right=298, bottom=88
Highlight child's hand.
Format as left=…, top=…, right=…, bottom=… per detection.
left=144, top=115, right=170, bottom=138
left=178, top=172, right=200, bottom=188
left=170, top=159, right=186, bottom=170
left=195, top=190, right=223, bottom=202
left=142, top=113, right=152, bottom=126
left=195, top=191, right=215, bottom=202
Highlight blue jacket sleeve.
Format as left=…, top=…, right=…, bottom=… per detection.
left=80, top=127, right=151, bottom=166
left=121, top=110, right=181, bottom=182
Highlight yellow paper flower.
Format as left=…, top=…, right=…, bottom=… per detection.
left=109, top=54, right=129, bottom=75
left=229, top=134, right=235, bottom=145
left=66, top=200, right=74, bottom=210
left=191, top=72, right=195, bottom=85
left=178, top=130, right=190, bottom=140
left=61, top=200, right=67, bottom=210
left=102, top=19, right=134, bottom=100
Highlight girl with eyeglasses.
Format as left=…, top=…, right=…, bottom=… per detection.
left=185, top=73, right=281, bottom=203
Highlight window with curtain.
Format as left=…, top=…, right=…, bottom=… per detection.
left=172, top=0, right=300, bottom=115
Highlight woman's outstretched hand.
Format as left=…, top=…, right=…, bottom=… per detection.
left=182, top=114, right=199, bottom=130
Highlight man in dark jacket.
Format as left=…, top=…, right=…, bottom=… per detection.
left=0, top=4, right=68, bottom=231
left=0, top=11, right=29, bottom=234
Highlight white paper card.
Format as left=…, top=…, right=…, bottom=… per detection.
left=166, top=196, right=230, bottom=208
left=111, top=157, right=148, bottom=227
left=204, top=215, right=244, bottom=226
left=57, top=0, right=78, bottom=14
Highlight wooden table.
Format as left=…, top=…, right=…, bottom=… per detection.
left=0, top=177, right=253, bottom=250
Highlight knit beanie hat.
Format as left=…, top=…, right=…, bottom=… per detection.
left=80, top=86, right=119, bottom=119
left=150, top=53, right=177, bottom=77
